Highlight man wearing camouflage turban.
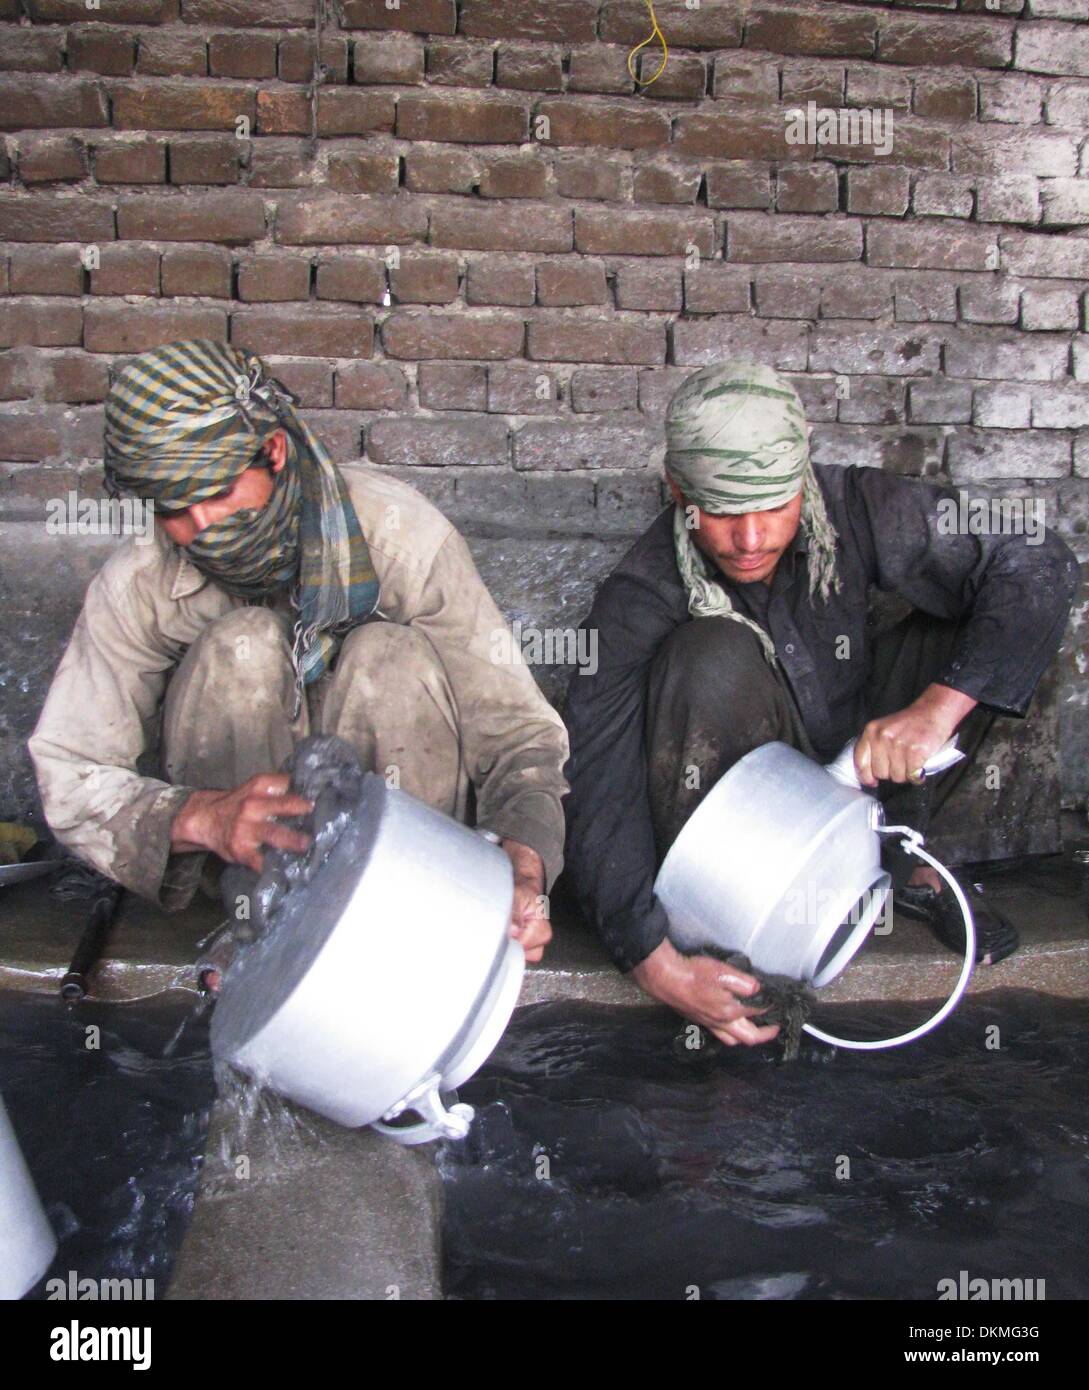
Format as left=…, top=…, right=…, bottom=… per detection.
left=563, top=360, right=1077, bottom=1048
left=30, top=340, right=569, bottom=967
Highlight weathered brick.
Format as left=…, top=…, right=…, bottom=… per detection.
left=879, top=14, right=1013, bottom=68
left=567, top=47, right=633, bottom=95
left=808, top=327, right=939, bottom=375
left=1002, top=232, right=1089, bottom=279
left=17, top=135, right=87, bottom=184
left=316, top=90, right=396, bottom=138
left=92, top=137, right=165, bottom=184
left=554, top=153, right=628, bottom=202
left=237, top=255, right=311, bottom=302
left=911, top=72, right=977, bottom=120
left=250, top=140, right=319, bottom=189
left=496, top=45, right=564, bottom=92
left=24, top=0, right=169, bottom=16
left=672, top=318, right=808, bottom=371
left=232, top=307, right=373, bottom=359
left=513, top=420, right=656, bottom=472
left=866, top=222, right=997, bottom=272
left=1041, top=179, right=1089, bottom=227
left=391, top=255, right=460, bottom=304
left=38, top=352, right=111, bottom=404
left=417, top=362, right=487, bottom=411
left=0, top=76, right=109, bottom=130
left=635, top=51, right=706, bottom=101
left=397, top=94, right=527, bottom=144
left=276, top=194, right=426, bottom=246
left=183, top=0, right=314, bottom=21
left=1032, top=383, right=1089, bottom=428
left=776, top=164, right=838, bottom=213
left=404, top=146, right=479, bottom=194
left=280, top=34, right=349, bottom=84
left=973, top=382, right=1033, bottom=429
left=1046, top=83, right=1089, bottom=128
left=637, top=366, right=691, bottom=418
left=958, top=276, right=1022, bottom=324
left=948, top=429, right=1070, bottom=482
left=809, top=424, right=944, bottom=478
left=528, top=315, right=664, bottom=366
left=340, top=0, right=456, bottom=35
left=837, top=377, right=906, bottom=425
left=169, top=135, right=242, bottom=186
left=845, top=64, right=912, bottom=111
left=119, top=192, right=266, bottom=243
left=683, top=266, right=752, bottom=315
left=368, top=417, right=509, bottom=467
left=383, top=313, right=524, bottom=360
left=84, top=303, right=226, bottom=353
left=633, top=163, right=702, bottom=206
left=432, top=203, right=571, bottom=253
left=755, top=268, right=821, bottom=320
left=1021, top=284, right=1080, bottom=331
left=114, top=82, right=254, bottom=131
left=478, top=155, right=549, bottom=200
left=255, top=90, right=310, bottom=135
left=161, top=247, right=232, bottom=298
left=616, top=264, right=683, bottom=312
left=0, top=411, right=63, bottom=462
left=912, top=174, right=974, bottom=220
left=978, top=74, right=1046, bottom=124
left=728, top=212, right=862, bottom=263
left=1015, top=20, right=1089, bottom=76
left=537, top=260, right=607, bottom=307
left=209, top=32, right=278, bottom=81
left=67, top=29, right=137, bottom=76
left=976, top=177, right=1041, bottom=224
left=0, top=300, right=83, bottom=347
left=262, top=360, right=333, bottom=409
left=465, top=259, right=536, bottom=307
left=952, top=129, right=1077, bottom=178
left=90, top=245, right=160, bottom=296
left=674, top=111, right=802, bottom=161
left=571, top=367, right=638, bottom=413
left=315, top=257, right=386, bottom=304
left=712, top=54, right=781, bottom=103
left=576, top=208, right=715, bottom=257
left=487, top=365, right=564, bottom=414
left=0, top=195, right=114, bottom=243
left=847, top=166, right=910, bottom=216
left=747, top=7, right=875, bottom=57
left=820, top=269, right=893, bottom=319
left=907, top=379, right=973, bottom=424
left=536, top=98, right=670, bottom=151
left=350, top=35, right=423, bottom=86
left=0, top=30, right=64, bottom=74
left=335, top=362, right=407, bottom=411
left=461, top=0, right=598, bottom=43
left=327, top=151, right=401, bottom=195
left=944, top=328, right=1070, bottom=380
left=790, top=373, right=840, bottom=423
left=1073, top=337, right=1089, bottom=383
left=780, top=61, right=846, bottom=107
left=0, top=350, right=32, bottom=399
left=602, top=0, right=741, bottom=49
left=894, top=273, right=957, bottom=322
left=706, top=162, right=773, bottom=210
left=426, top=39, right=494, bottom=88
left=136, top=30, right=208, bottom=78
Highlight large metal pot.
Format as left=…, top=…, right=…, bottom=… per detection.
left=210, top=775, right=523, bottom=1144
left=0, top=1094, right=56, bottom=1300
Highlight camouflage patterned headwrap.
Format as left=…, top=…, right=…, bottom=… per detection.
left=103, top=339, right=380, bottom=718
left=665, top=361, right=840, bottom=664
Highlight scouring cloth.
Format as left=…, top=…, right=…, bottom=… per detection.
left=673, top=948, right=815, bottom=1063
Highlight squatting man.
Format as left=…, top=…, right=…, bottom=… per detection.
left=30, top=340, right=569, bottom=969
left=563, top=361, right=1078, bottom=1049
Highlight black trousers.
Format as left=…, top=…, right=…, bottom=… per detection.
left=644, top=612, right=996, bottom=891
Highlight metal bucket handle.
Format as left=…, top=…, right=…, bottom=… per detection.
left=371, top=1072, right=475, bottom=1146
left=801, top=827, right=976, bottom=1052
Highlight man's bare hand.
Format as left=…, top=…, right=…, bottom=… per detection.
left=171, top=775, right=314, bottom=874
left=632, top=937, right=780, bottom=1048
left=854, top=682, right=977, bottom=788
left=502, top=838, right=552, bottom=964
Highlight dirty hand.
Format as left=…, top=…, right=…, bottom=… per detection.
left=171, top=774, right=314, bottom=874
left=854, top=683, right=978, bottom=788
left=502, top=838, right=552, bottom=964
left=632, top=937, right=780, bottom=1048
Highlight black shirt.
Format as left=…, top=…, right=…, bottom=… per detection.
left=562, top=463, right=1080, bottom=972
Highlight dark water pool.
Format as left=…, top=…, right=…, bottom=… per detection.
left=440, top=990, right=1089, bottom=1300
left=0, top=993, right=215, bottom=1298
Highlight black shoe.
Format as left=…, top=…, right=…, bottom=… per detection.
left=895, top=878, right=1019, bottom=966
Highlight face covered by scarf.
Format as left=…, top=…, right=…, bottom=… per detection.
left=103, top=339, right=380, bottom=717
left=664, top=360, right=841, bottom=664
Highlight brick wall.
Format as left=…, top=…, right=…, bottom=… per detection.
left=0, top=0, right=1087, bottom=821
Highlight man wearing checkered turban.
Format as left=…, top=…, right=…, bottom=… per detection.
left=30, top=340, right=570, bottom=966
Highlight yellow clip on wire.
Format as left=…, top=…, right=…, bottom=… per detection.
left=628, top=0, right=668, bottom=89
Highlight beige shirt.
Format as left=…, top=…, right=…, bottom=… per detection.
left=28, top=466, right=570, bottom=909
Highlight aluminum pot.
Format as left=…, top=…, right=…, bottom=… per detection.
left=0, top=1094, right=56, bottom=1300
left=210, top=775, right=522, bottom=1145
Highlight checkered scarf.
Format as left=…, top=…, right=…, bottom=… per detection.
left=103, top=339, right=380, bottom=716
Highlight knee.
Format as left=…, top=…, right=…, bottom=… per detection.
left=334, top=623, right=443, bottom=702
left=190, top=607, right=292, bottom=681
left=653, top=616, right=777, bottom=714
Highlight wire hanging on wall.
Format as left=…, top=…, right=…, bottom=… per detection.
left=628, top=0, right=669, bottom=89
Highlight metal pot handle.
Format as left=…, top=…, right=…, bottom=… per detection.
left=370, top=1072, right=475, bottom=1146
left=801, top=827, right=976, bottom=1052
